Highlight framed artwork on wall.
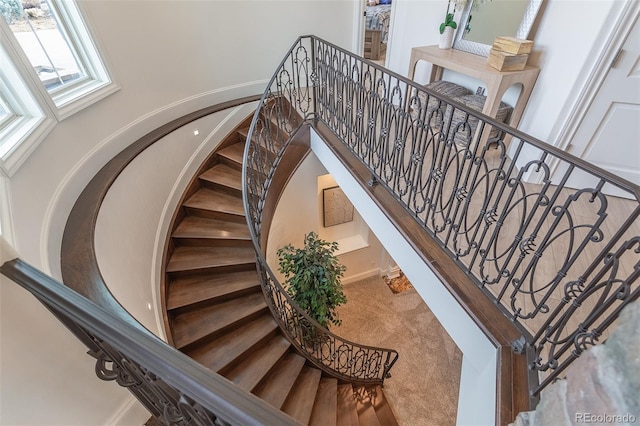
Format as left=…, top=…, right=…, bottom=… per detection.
left=323, top=186, right=354, bottom=227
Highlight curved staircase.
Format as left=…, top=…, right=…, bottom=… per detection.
left=163, top=114, right=398, bottom=425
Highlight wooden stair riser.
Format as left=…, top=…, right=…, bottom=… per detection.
left=198, top=167, right=243, bottom=197
left=167, top=261, right=257, bottom=279
left=173, top=215, right=250, bottom=239
left=197, top=181, right=242, bottom=198
left=310, top=378, right=338, bottom=426
left=221, top=335, right=292, bottom=392
left=216, top=141, right=246, bottom=170
left=167, top=286, right=263, bottom=318
left=252, top=353, right=307, bottom=409
left=183, top=206, right=246, bottom=224
left=166, top=246, right=257, bottom=277
left=166, top=270, right=260, bottom=311
left=186, top=314, right=280, bottom=373
left=171, top=237, right=253, bottom=249
left=282, top=367, right=323, bottom=424
left=171, top=296, right=269, bottom=351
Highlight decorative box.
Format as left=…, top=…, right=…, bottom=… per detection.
left=488, top=48, right=528, bottom=71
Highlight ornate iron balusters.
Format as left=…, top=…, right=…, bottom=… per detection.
left=307, top=36, right=640, bottom=395
left=243, top=37, right=399, bottom=384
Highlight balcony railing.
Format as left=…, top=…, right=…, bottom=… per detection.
left=242, top=43, right=399, bottom=385
left=243, top=35, right=640, bottom=398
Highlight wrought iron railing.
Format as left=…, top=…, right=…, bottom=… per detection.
left=242, top=38, right=398, bottom=384
left=243, top=35, right=640, bottom=397
left=0, top=259, right=297, bottom=426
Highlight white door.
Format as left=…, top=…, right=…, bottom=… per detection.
left=561, top=13, right=640, bottom=198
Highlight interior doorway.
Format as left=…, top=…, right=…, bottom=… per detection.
left=361, top=0, right=394, bottom=65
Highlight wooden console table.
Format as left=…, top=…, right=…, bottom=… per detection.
left=408, top=45, right=540, bottom=130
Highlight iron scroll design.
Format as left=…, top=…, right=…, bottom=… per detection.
left=246, top=35, right=640, bottom=396
left=242, top=37, right=398, bottom=384
left=0, top=259, right=298, bottom=426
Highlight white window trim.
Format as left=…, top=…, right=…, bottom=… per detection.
left=43, top=0, right=120, bottom=120
left=0, top=0, right=118, bottom=176
left=0, top=42, right=56, bottom=176
left=0, top=0, right=119, bottom=121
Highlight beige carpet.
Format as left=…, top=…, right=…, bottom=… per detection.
left=334, top=275, right=462, bottom=426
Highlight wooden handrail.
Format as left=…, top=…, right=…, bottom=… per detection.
left=0, top=258, right=298, bottom=425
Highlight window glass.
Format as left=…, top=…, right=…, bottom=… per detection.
left=1, top=0, right=86, bottom=92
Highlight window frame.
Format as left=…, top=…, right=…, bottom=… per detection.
left=0, top=40, right=55, bottom=176
left=0, top=0, right=118, bottom=176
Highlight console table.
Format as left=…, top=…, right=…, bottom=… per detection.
left=408, top=45, right=540, bottom=130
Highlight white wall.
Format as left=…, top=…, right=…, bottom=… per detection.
left=267, top=153, right=387, bottom=284
left=95, top=103, right=257, bottom=337
left=1, top=2, right=357, bottom=425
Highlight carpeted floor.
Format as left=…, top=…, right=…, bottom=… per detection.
left=334, top=275, right=463, bottom=426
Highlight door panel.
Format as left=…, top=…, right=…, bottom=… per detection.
left=559, top=14, right=640, bottom=198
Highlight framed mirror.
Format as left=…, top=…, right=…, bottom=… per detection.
left=453, top=0, right=544, bottom=56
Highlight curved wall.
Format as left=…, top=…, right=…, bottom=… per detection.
left=94, top=102, right=257, bottom=338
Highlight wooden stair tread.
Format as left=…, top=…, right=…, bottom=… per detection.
left=199, top=163, right=242, bottom=191
left=369, top=385, right=398, bottom=426
left=183, top=188, right=244, bottom=217
left=171, top=291, right=266, bottom=349
left=354, top=387, right=381, bottom=426
left=167, top=270, right=259, bottom=310
left=223, top=335, right=291, bottom=392
left=337, top=385, right=359, bottom=426
left=187, top=313, right=278, bottom=373
left=252, top=353, right=307, bottom=409
left=172, top=215, right=250, bottom=241
left=310, top=378, right=338, bottom=426
left=166, top=246, right=255, bottom=273
left=217, top=142, right=245, bottom=167
left=237, top=128, right=279, bottom=156
left=281, top=367, right=322, bottom=424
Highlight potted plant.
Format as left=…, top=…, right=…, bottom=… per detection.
left=277, top=232, right=347, bottom=333
left=439, top=12, right=457, bottom=37
left=439, top=0, right=465, bottom=49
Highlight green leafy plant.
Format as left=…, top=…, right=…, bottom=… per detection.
left=277, top=232, right=347, bottom=329
left=439, top=12, right=458, bottom=34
